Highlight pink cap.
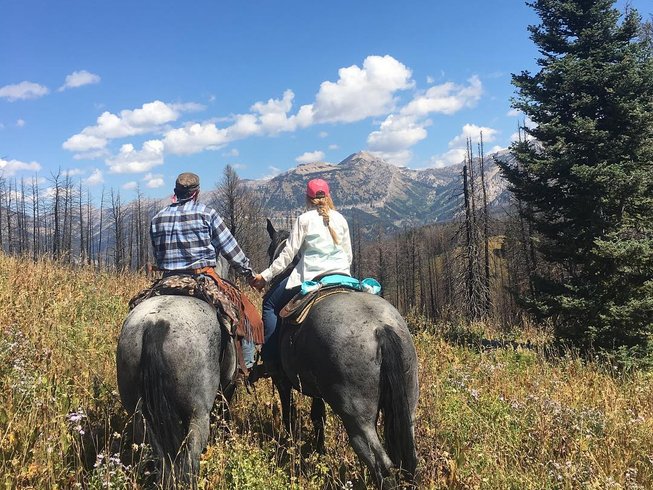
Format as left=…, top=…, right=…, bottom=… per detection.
left=306, top=178, right=330, bottom=198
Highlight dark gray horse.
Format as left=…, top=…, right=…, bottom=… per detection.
left=116, top=294, right=237, bottom=488
left=265, top=220, right=419, bottom=487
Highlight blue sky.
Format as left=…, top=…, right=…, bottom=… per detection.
left=1, top=0, right=649, bottom=199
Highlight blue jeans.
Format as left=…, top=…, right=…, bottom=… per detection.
left=261, top=276, right=300, bottom=363
left=241, top=338, right=256, bottom=368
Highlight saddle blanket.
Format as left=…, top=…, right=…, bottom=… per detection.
left=300, top=274, right=381, bottom=296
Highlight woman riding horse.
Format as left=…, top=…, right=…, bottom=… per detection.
left=251, top=178, right=352, bottom=376
left=252, top=179, right=419, bottom=487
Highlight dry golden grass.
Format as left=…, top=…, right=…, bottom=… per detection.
left=0, top=254, right=651, bottom=489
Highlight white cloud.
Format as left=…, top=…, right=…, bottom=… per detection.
left=224, top=148, right=239, bottom=157
left=16, top=119, right=25, bottom=127
left=507, top=108, right=521, bottom=117
left=328, top=144, right=339, bottom=150
left=0, top=158, right=41, bottom=175
left=311, top=55, right=413, bottom=123
left=72, top=149, right=109, bottom=160
left=296, top=150, right=325, bottom=164
left=369, top=149, right=413, bottom=166
left=170, top=102, right=205, bottom=113
left=430, top=148, right=467, bottom=168
left=122, top=181, right=138, bottom=190
left=63, top=100, right=198, bottom=154
left=85, top=168, right=104, bottom=185
left=260, top=166, right=282, bottom=180
left=63, top=133, right=108, bottom=153
left=367, top=114, right=428, bottom=153
left=401, top=76, right=483, bottom=117
left=448, top=124, right=498, bottom=148
left=163, top=122, right=229, bottom=155
left=249, top=90, right=312, bottom=134
left=59, top=70, right=101, bottom=91
left=143, top=173, right=165, bottom=188
left=429, top=123, right=500, bottom=168
left=107, top=139, right=165, bottom=173
left=0, top=81, right=49, bottom=101
left=62, top=168, right=84, bottom=177
left=364, top=76, right=484, bottom=166
left=319, top=131, right=328, bottom=138
left=60, top=55, right=414, bottom=161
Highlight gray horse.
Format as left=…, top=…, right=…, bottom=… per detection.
left=116, top=294, right=237, bottom=488
left=265, top=220, right=419, bottom=487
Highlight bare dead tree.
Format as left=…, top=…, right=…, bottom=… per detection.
left=86, top=188, right=93, bottom=264
left=97, top=187, right=105, bottom=269
left=478, top=133, right=491, bottom=313
left=31, top=175, right=40, bottom=260
left=78, top=180, right=85, bottom=263
left=212, top=165, right=268, bottom=274
left=5, top=179, right=13, bottom=255
left=110, top=189, right=125, bottom=270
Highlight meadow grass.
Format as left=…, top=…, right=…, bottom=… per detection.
left=0, top=255, right=651, bottom=489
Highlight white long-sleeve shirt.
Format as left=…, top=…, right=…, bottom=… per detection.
left=261, top=209, right=352, bottom=289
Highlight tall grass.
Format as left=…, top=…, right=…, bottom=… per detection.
left=0, top=255, right=651, bottom=488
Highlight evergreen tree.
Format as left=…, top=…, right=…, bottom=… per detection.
left=498, top=0, right=653, bottom=360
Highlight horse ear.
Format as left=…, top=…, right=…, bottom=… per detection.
left=266, top=218, right=276, bottom=239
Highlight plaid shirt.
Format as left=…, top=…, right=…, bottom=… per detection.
left=150, top=200, right=253, bottom=277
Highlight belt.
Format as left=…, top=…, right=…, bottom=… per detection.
left=161, top=266, right=215, bottom=277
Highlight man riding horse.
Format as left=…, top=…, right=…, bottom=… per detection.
left=149, top=171, right=261, bottom=370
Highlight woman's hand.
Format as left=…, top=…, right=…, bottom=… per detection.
left=249, top=274, right=267, bottom=292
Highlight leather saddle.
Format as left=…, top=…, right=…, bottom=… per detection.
left=279, top=284, right=356, bottom=325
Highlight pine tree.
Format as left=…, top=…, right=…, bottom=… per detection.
left=499, top=0, right=653, bottom=360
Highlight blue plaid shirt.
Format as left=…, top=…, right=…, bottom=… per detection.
left=150, top=200, right=253, bottom=278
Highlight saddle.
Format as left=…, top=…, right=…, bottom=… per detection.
left=128, top=267, right=264, bottom=377
left=279, top=284, right=356, bottom=325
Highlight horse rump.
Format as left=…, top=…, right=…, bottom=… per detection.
left=377, top=324, right=418, bottom=480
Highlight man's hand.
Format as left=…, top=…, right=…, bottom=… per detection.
left=249, top=274, right=267, bottom=291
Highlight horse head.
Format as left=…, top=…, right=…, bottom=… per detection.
left=266, top=218, right=289, bottom=265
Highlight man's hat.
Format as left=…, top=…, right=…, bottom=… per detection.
left=306, top=178, right=330, bottom=199
left=174, top=172, right=200, bottom=198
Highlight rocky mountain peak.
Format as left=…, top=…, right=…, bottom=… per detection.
left=252, top=149, right=512, bottom=234
left=340, top=151, right=387, bottom=168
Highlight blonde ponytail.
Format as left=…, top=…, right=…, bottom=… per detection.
left=307, top=195, right=339, bottom=244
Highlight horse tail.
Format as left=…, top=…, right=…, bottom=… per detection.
left=140, top=320, right=188, bottom=484
left=377, top=325, right=417, bottom=478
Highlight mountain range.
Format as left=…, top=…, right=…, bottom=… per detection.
left=249, top=150, right=513, bottom=233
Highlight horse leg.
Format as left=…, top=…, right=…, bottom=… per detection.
left=310, top=397, right=326, bottom=454
left=340, top=415, right=397, bottom=489
left=178, top=410, right=211, bottom=489
left=273, top=375, right=296, bottom=438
